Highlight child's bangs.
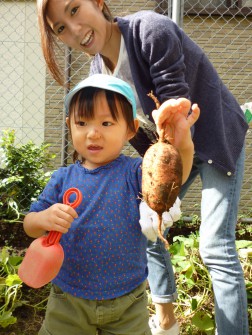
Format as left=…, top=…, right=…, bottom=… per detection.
left=69, top=88, right=121, bottom=121
left=69, top=87, right=135, bottom=134
left=69, top=89, right=94, bottom=120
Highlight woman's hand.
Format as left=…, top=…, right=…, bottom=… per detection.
left=152, top=97, right=200, bottom=183
left=152, top=97, right=200, bottom=151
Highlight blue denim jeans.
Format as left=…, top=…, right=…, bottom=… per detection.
left=146, top=146, right=249, bottom=335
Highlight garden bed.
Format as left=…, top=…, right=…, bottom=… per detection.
left=0, top=219, right=251, bottom=335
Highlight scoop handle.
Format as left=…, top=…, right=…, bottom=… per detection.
left=44, top=188, right=82, bottom=247
left=44, top=230, right=62, bottom=246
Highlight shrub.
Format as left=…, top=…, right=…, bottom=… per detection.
left=0, top=129, right=55, bottom=221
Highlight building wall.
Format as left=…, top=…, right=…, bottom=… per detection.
left=0, top=1, right=46, bottom=146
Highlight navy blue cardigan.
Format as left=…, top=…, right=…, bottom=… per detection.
left=90, top=11, right=248, bottom=175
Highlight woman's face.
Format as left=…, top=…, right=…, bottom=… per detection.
left=46, top=0, right=111, bottom=55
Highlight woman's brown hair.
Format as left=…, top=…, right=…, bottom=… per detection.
left=37, top=0, right=113, bottom=86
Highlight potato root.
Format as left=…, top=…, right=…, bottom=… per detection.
left=142, top=92, right=183, bottom=246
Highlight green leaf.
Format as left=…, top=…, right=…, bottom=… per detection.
left=192, top=311, right=215, bottom=331
left=169, top=241, right=183, bottom=256
left=8, top=255, right=23, bottom=267
left=0, top=248, right=10, bottom=266
left=191, top=298, right=198, bottom=311
left=236, top=240, right=252, bottom=249
left=184, top=263, right=194, bottom=279
left=0, top=311, right=17, bottom=328
left=5, top=274, right=22, bottom=287
left=185, top=278, right=195, bottom=287
left=178, top=260, right=191, bottom=269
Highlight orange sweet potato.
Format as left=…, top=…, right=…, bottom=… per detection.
left=142, top=93, right=183, bottom=246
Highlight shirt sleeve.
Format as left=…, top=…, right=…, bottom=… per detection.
left=125, top=157, right=142, bottom=198
left=133, top=11, right=190, bottom=101
left=29, top=169, right=65, bottom=212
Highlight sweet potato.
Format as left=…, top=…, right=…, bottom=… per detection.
left=142, top=92, right=183, bottom=246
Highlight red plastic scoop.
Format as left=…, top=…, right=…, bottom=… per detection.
left=18, top=187, right=82, bottom=288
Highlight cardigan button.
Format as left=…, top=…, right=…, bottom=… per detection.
left=208, top=159, right=213, bottom=164
left=227, top=171, right=232, bottom=176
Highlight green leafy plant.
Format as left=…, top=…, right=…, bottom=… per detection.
left=0, top=247, right=23, bottom=328
left=169, top=233, right=215, bottom=334
left=237, top=240, right=252, bottom=305
left=0, top=247, right=51, bottom=332
left=0, top=129, right=55, bottom=221
left=148, top=232, right=252, bottom=334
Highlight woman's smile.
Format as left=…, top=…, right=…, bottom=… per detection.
left=80, top=30, right=94, bottom=47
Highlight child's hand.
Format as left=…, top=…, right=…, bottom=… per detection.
left=39, top=203, right=78, bottom=234
left=152, top=98, right=200, bottom=150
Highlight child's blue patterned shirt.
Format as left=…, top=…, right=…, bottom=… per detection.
left=29, top=154, right=147, bottom=300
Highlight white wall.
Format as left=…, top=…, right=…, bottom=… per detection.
left=0, top=1, right=46, bottom=146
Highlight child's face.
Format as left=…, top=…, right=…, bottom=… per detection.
left=46, top=0, right=110, bottom=55
left=66, top=91, right=136, bottom=170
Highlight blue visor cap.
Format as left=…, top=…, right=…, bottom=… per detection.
left=65, top=74, right=137, bottom=119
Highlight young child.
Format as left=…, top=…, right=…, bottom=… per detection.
left=23, top=74, right=197, bottom=335
left=36, top=2, right=249, bottom=334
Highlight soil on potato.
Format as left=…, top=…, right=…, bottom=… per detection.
left=0, top=220, right=250, bottom=335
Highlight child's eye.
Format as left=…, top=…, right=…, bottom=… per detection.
left=102, top=121, right=113, bottom=126
left=76, top=121, right=86, bottom=127
left=71, top=7, right=78, bottom=16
